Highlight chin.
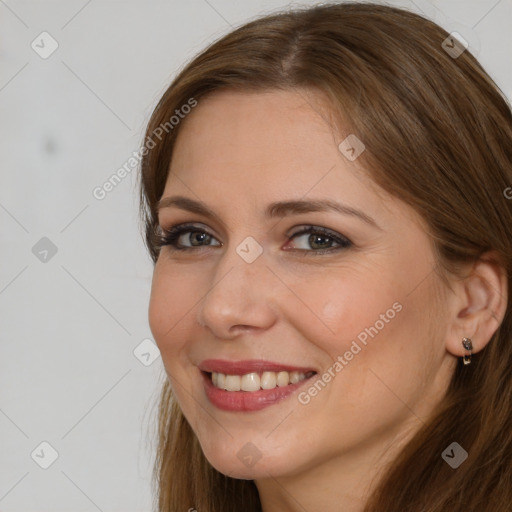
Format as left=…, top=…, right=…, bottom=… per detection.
left=198, top=435, right=302, bottom=480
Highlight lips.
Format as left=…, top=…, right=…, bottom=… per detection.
left=198, top=359, right=317, bottom=375
left=198, top=359, right=318, bottom=412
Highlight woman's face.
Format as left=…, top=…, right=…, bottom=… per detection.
left=148, top=89, right=457, bottom=481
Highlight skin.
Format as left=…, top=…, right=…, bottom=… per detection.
left=148, top=88, right=507, bottom=512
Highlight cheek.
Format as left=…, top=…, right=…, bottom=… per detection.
left=283, top=269, right=436, bottom=409
left=148, top=262, right=200, bottom=361
left=283, top=273, right=401, bottom=359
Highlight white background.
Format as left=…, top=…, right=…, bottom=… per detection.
left=1, top=0, right=511, bottom=510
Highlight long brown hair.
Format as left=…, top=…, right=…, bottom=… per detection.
left=138, top=3, right=512, bottom=511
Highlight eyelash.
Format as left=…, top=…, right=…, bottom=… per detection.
left=155, top=222, right=352, bottom=256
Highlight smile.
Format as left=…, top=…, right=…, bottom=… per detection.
left=211, top=370, right=315, bottom=391
left=198, top=359, right=318, bottom=412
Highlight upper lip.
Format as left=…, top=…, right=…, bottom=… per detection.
left=198, top=359, right=317, bottom=375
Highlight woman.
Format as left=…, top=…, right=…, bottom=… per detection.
left=138, top=2, right=512, bottom=511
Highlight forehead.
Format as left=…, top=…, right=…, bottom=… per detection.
left=164, top=89, right=401, bottom=224
left=172, top=89, right=340, bottom=169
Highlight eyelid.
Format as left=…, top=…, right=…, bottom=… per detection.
left=287, top=224, right=347, bottom=239
left=158, top=221, right=220, bottom=240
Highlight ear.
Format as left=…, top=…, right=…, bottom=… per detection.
left=446, top=251, right=508, bottom=358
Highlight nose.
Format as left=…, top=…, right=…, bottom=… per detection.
left=196, top=242, right=278, bottom=339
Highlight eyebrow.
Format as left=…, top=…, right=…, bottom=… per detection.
left=156, top=195, right=381, bottom=230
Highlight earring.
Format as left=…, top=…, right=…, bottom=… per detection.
left=462, top=337, right=473, bottom=365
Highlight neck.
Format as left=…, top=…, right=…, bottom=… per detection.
left=254, top=416, right=421, bottom=512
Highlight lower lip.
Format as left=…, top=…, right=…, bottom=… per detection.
left=201, top=371, right=314, bottom=412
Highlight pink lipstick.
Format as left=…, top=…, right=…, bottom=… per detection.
left=199, top=359, right=317, bottom=412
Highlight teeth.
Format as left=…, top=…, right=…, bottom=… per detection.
left=261, top=371, right=276, bottom=389
left=276, top=371, right=289, bottom=387
left=210, top=370, right=313, bottom=392
left=241, top=373, right=260, bottom=391
left=225, top=374, right=241, bottom=391
left=289, top=371, right=300, bottom=384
